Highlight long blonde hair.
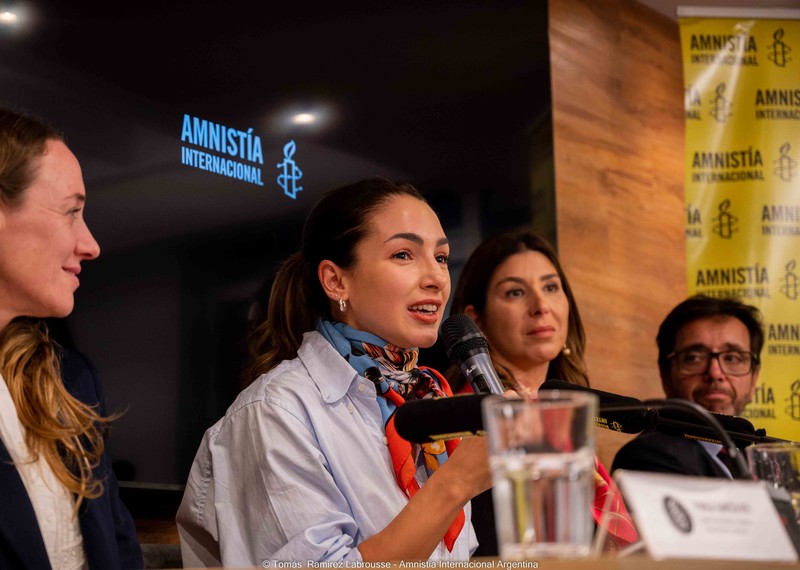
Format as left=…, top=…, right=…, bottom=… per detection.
left=0, top=108, right=108, bottom=510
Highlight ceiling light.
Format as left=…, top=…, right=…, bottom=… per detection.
left=266, top=101, right=337, bottom=136
left=291, top=113, right=317, bottom=125
left=0, top=11, right=18, bottom=24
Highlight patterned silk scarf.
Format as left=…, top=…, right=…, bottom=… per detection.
left=317, top=320, right=465, bottom=551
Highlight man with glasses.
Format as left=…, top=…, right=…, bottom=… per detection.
left=612, top=295, right=764, bottom=478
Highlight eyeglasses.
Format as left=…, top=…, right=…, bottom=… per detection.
left=667, top=348, right=756, bottom=376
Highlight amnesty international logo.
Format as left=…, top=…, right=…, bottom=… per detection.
left=688, top=31, right=758, bottom=65
left=710, top=83, right=733, bottom=123
left=663, top=496, right=692, bottom=533
left=767, top=28, right=793, bottom=67
left=276, top=140, right=303, bottom=200
left=180, top=114, right=264, bottom=186
left=712, top=199, right=738, bottom=239
left=680, top=16, right=800, bottom=441
left=774, top=143, right=798, bottom=182
left=787, top=380, right=800, bottom=421
left=780, top=260, right=799, bottom=301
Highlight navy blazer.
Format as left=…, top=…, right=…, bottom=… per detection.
left=0, top=349, right=143, bottom=570
left=611, top=429, right=729, bottom=478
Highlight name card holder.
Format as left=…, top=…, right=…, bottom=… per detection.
left=613, top=469, right=798, bottom=562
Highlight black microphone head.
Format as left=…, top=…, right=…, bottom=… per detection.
left=657, top=408, right=754, bottom=434
left=655, top=407, right=760, bottom=447
left=441, top=313, right=489, bottom=363
left=540, top=378, right=647, bottom=434
left=393, top=393, right=489, bottom=443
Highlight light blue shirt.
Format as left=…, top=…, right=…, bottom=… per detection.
left=698, top=441, right=733, bottom=479
left=177, top=331, right=476, bottom=567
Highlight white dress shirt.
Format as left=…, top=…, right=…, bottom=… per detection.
left=177, top=331, right=476, bottom=567
left=0, top=373, right=87, bottom=570
left=699, top=440, right=734, bottom=479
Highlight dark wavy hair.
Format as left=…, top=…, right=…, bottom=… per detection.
left=448, top=228, right=589, bottom=390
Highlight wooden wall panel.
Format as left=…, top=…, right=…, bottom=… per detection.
left=548, top=0, right=687, bottom=465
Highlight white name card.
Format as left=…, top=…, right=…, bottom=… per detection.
left=614, top=469, right=798, bottom=562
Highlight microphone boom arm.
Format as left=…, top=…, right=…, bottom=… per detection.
left=601, top=398, right=751, bottom=480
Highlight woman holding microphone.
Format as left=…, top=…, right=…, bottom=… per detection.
left=178, top=178, right=492, bottom=565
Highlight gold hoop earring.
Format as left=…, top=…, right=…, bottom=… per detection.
left=338, top=298, right=347, bottom=313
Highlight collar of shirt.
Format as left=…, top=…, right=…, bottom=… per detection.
left=698, top=440, right=733, bottom=479
left=300, top=331, right=373, bottom=404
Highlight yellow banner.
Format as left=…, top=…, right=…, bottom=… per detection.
left=679, top=14, right=800, bottom=441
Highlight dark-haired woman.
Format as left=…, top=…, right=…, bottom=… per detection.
left=447, top=229, right=636, bottom=555
left=178, top=178, right=491, bottom=566
left=448, top=229, right=589, bottom=395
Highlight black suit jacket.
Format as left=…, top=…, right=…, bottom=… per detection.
left=611, top=430, right=729, bottom=478
left=0, top=349, right=142, bottom=570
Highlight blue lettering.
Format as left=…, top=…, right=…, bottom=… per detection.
left=208, top=123, right=221, bottom=153
left=252, top=136, right=263, bottom=164
left=181, top=114, right=193, bottom=143
left=193, top=117, right=208, bottom=147
left=227, top=128, right=237, bottom=156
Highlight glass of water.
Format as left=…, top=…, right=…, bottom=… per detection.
left=482, top=390, right=598, bottom=560
left=747, top=442, right=800, bottom=525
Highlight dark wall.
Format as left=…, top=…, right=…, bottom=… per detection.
left=1, top=1, right=552, bottom=483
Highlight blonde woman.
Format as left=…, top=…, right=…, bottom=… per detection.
left=0, top=107, right=141, bottom=569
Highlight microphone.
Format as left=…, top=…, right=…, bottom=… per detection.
left=393, top=380, right=649, bottom=443
left=538, top=380, right=751, bottom=479
left=393, top=393, right=490, bottom=443
left=540, top=379, right=648, bottom=434
left=441, top=313, right=504, bottom=394
left=394, top=377, right=792, bottom=452
left=393, top=379, right=649, bottom=443
left=540, top=378, right=790, bottom=447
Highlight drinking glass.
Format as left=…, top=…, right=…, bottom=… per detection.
left=747, top=442, right=800, bottom=525
left=482, top=391, right=598, bottom=559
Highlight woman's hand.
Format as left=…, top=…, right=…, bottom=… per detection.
left=438, top=435, right=492, bottom=501
left=358, top=433, right=491, bottom=561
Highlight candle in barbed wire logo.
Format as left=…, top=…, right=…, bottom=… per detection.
left=774, top=143, right=798, bottom=182
left=767, top=28, right=793, bottom=68
left=787, top=381, right=800, bottom=421
left=276, top=140, right=303, bottom=200
left=709, top=82, right=733, bottom=123
left=712, top=199, right=738, bottom=240
left=780, top=259, right=798, bottom=301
